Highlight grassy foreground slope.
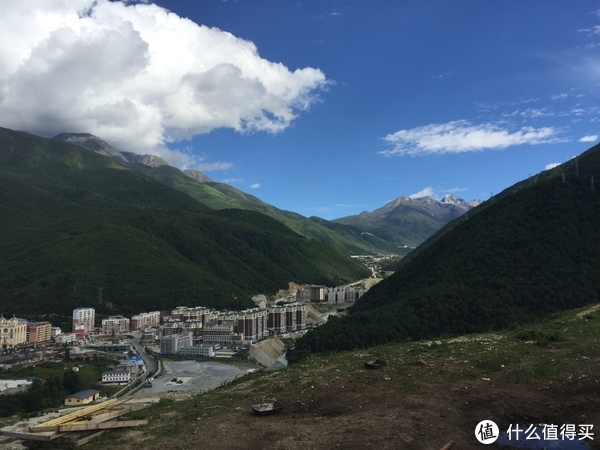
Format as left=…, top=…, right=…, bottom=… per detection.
left=83, top=304, right=600, bottom=450
left=0, top=127, right=369, bottom=317
left=289, top=143, right=600, bottom=358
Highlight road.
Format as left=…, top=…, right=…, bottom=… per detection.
left=126, top=331, right=157, bottom=382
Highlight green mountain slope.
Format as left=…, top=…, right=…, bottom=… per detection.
left=289, top=144, right=600, bottom=360
left=128, top=166, right=397, bottom=255
left=50, top=133, right=397, bottom=256
left=0, top=127, right=369, bottom=317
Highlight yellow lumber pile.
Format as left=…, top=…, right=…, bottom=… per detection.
left=0, top=398, right=147, bottom=448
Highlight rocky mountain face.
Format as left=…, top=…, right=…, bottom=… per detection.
left=364, top=195, right=480, bottom=224
left=120, top=151, right=172, bottom=168
left=439, top=194, right=481, bottom=209
left=343, top=195, right=479, bottom=224
left=52, top=132, right=211, bottom=182
left=333, top=194, right=481, bottom=249
left=183, top=169, right=212, bottom=183
left=52, top=132, right=130, bottom=165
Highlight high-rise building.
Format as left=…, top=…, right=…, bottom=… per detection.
left=72, top=308, right=95, bottom=336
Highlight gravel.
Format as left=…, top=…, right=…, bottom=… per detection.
left=138, top=361, right=247, bottom=394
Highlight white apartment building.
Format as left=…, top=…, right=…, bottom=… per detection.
left=72, top=308, right=95, bottom=335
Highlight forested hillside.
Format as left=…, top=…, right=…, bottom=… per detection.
left=0, top=127, right=370, bottom=318
left=289, top=143, right=600, bottom=361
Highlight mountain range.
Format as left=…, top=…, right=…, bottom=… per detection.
left=289, top=141, right=600, bottom=360
left=0, top=127, right=370, bottom=319
left=52, top=132, right=478, bottom=256
left=0, top=127, right=484, bottom=323
left=333, top=194, right=481, bottom=250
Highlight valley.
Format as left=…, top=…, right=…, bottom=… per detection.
left=3, top=3, right=600, bottom=449
left=1, top=118, right=600, bottom=450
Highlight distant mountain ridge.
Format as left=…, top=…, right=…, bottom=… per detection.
left=51, top=132, right=478, bottom=257
left=333, top=194, right=481, bottom=249
left=366, top=194, right=480, bottom=221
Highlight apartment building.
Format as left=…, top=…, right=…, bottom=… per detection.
left=235, top=308, right=268, bottom=342
left=203, top=320, right=236, bottom=344
left=130, top=311, right=161, bottom=331
left=72, top=308, right=95, bottom=335
left=101, top=315, right=130, bottom=334
left=26, top=321, right=52, bottom=344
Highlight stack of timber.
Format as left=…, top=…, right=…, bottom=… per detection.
left=0, top=398, right=147, bottom=448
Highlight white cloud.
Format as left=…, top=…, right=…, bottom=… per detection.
left=440, top=187, right=469, bottom=194
left=579, top=134, right=598, bottom=142
left=195, top=162, right=233, bottom=172
left=431, top=72, right=453, bottom=80
left=545, top=162, right=561, bottom=170
left=551, top=93, right=568, bottom=100
left=475, top=98, right=539, bottom=112
left=0, top=0, right=328, bottom=164
left=379, top=120, right=561, bottom=156
left=220, top=178, right=243, bottom=184
left=250, top=183, right=260, bottom=189
left=409, top=187, right=435, bottom=199
left=502, top=108, right=554, bottom=119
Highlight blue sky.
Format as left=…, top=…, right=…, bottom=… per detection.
left=2, top=2, right=600, bottom=219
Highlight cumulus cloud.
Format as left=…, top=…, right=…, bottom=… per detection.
left=0, top=0, right=327, bottom=165
left=379, top=120, right=561, bottom=156
left=409, top=187, right=435, bottom=199
left=579, top=134, right=598, bottom=142
left=250, top=183, right=261, bottom=189
left=545, top=162, right=561, bottom=170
